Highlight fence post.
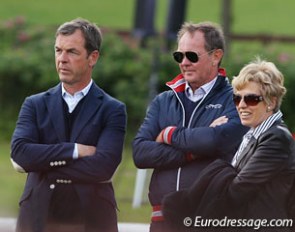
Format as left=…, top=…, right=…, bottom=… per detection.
left=164, top=0, right=187, bottom=50
left=133, top=0, right=157, bottom=47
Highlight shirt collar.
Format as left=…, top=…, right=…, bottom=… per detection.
left=185, top=76, right=217, bottom=97
left=62, top=79, right=93, bottom=97
left=252, top=110, right=283, bottom=139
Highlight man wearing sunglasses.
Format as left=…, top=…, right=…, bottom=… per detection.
left=133, top=21, right=248, bottom=231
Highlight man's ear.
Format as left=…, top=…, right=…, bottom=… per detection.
left=89, top=50, right=99, bottom=68
left=212, top=49, right=224, bottom=65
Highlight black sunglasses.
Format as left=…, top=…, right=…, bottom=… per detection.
left=173, top=50, right=215, bottom=63
left=233, top=94, right=264, bottom=106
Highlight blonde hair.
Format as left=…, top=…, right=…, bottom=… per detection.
left=232, top=57, right=286, bottom=112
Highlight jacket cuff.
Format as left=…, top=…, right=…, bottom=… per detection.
left=162, top=126, right=177, bottom=145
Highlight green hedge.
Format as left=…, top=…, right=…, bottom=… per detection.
left=1, top=18, right=295, bottom=141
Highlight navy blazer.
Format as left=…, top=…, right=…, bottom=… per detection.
left=11, top=82, right=127, bottom=229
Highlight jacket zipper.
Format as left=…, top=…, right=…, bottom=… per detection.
left=171, top=83, right=215, bottom=191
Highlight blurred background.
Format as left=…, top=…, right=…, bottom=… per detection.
left=1, top=0, right=295, bottom=225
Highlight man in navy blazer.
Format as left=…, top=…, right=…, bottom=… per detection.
left=11, top=18, right=127, bottom=232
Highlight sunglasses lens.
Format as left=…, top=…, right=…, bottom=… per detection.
left=186, top=52, right=199, bottom=63
left=244, top=95, right=262, bottom=106
left=233, top=94, right=263, bottom=106
left=173, top=51, right=199, bottom=63
left=233, top=95, right=242, bottom=106
left=173, top=52, right=184, bottom=63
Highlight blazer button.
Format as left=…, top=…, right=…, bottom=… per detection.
left=49, top=184, right=55, bottom=189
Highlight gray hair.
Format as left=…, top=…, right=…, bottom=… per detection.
left=177, top=21, right=225, bottom=53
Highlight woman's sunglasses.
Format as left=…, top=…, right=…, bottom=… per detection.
left=233, top=94, right=264, bottom=106
left=173, top=50, right=215, bottom=63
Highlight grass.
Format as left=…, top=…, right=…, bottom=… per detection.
left=113, top=146, right=152, bottom=223
left=1, top=0, right=295, bottom=35
left=0, top=142, right=25, bottom=217
left=0, top=0, right=135, bottom=29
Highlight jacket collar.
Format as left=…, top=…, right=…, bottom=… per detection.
left=166, top=68, right=227, bottom=92
left=45, top=83, right=104, bottom=142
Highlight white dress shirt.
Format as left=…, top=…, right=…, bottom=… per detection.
left=185, top=77, right=217, bottom=102
left=62, top=79, right=93, bottom=113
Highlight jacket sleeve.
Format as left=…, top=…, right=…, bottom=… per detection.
left=162, top=159, right=237, bottom=223
left=169, top=102, right=248, bottom=160
left=228, top=127, right=294, bottom=203
left=11, top=96, right=75, bottom=173
left=132, top=96, right=188, bottom=169
left=47, top=103, right=127, bottom=184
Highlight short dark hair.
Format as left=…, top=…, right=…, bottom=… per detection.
left=56, top=18, right=103, bottom=55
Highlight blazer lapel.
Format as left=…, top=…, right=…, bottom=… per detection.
left=45, top=84, right=67, bottom=142
left=236, top=137, right=257, bottom=168
left=70, top=83, right=103, bottom=142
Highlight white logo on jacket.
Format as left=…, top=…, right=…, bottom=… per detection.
left=205, top=104, right=222, bottom=109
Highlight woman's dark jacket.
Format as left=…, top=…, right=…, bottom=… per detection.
left=163, top=120, right=295, bottom=231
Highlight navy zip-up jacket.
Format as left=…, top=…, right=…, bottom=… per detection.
left=133, top=69, right=248, bottom=206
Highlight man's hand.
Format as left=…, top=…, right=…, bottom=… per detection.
left=156, top=130, right=164, bottom=143
left=77, top=144, right=96, bottom=158
left=209, top=115, right=228, bottom=127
